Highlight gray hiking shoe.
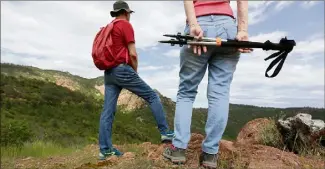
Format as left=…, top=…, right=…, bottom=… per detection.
left=163, top=144, right=186, bottom=164
left=199, top=152, right=218, bottom=169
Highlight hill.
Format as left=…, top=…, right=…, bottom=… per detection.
left=1, top=63, right=324, bottom=169
left=1, top=62, right=324, bottom=147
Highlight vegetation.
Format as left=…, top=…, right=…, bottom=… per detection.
left=1, top=63, right=324, bottom=160
left=0, top=71, right=162, bottom=149
left=260, top=118, right=284, bottom=149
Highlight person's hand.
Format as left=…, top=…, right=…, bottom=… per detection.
left=188, top=24, right=207, bottom=55
left=236, top=30, right=253, bottom=53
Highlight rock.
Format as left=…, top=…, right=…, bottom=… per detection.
left=277, top=113, right=325, bottom=154
left=122, top=152, right=135, bottom=159
left=54, top=75, right=79, bottom=91
left=311, top=119, right=325, bottom=132
left=94, top=85, right=104, bottom=95
left=94, top=86, right=175, bottom=111
left=117, top=89, right=146, bottom=111
left=236, top=118, right=272, bottom=145
left=231, top=144, right=324, bottom=169
left=219, top=140, right=236, bottom=153
left=95, top=87, right=147, bottom=111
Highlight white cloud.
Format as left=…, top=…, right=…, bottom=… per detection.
left=227, top=31, right=324, bottom=108
left=249, top=31, right=288, bottom=42
left=140, top=31, right=324, bottom=108
left=275, top=2, right=295, bottom=11
left=1, top=1, right=186, bottom=78
left=1, top=1, right=323, bottom=108
left=293, top=38, right=324, bottom=56
left=138, top=65, right=164, bottom=71
left=301, top=1, right=320, bottom=9
left=230, top=1, right=276, bottom=25
left=164, top=49, right=180, bottom=58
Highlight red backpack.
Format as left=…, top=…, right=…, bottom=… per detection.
left=91, top=19, right=128, bottom=70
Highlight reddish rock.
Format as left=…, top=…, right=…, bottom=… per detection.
left=236, top=118, right=272, bottom=145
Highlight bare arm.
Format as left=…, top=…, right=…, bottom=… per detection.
left=237, top=0, right=248, bottom=32
left=183, top=0, right=207, bottom=54
left=127, top=43, right=138, bottom=72
left=184, top=1, right=198, bottom=27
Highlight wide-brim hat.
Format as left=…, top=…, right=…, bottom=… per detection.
left=110, top=0, right=134, bottom=17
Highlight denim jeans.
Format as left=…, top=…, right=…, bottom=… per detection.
left=99, top=64, right=169, bottom=153
left=172, top=15, right=240, bottom=154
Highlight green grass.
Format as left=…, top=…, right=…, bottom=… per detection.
left=1, top=62, right=325, bottom=158
left=1, top=141, right=78, bottom=159
left=260, top=118, right=284, bottom=149
left=1, top=140, right=80, bottom=169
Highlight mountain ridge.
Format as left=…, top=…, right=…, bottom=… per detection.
left=2, top=62, right=324, bottom=110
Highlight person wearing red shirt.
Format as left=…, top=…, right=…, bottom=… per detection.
left=98, top=0, right=174, bottom=161
left=163, top=0, right=251, bottom=168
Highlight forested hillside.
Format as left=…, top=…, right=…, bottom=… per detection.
left=1, top=63, right=324, bottom=147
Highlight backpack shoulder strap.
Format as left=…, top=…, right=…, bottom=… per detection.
left=106, top=19, right=130, bottom=64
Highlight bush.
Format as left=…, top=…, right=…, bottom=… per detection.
left=260, top=118, right=284, bottom=149
left=1, top=120, right=34, bottom=147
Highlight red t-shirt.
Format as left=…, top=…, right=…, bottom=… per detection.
left=111, top=19, right=135, bottom=66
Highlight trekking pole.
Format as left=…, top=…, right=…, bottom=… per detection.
left=159, top=32, right=297, bottom=78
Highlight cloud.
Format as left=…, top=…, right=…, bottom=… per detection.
left=1, top=1, right=323, bottom=108
left=230, top=1, right=275, bottom=25
left=163, top=49, right=180, bottom=58
left=249, top=31, right=288, bottom=42
left=140, top=31, right=324, bottom=108
left=275, top=2, right=295, bottom=11
left=227, top=31, right=324, bottom=108
left=293, top=37, right=324, bottom=56
left=138, top=65, right=164, bottom=71
left=0, top=1, right=186, bottom=78
left=301, top=1, right=321, bottom=9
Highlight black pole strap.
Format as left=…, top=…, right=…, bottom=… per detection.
left=264, top=50, right=288, bottom=78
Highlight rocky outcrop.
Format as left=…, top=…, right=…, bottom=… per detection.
left=277, top=113, right=325, bottom=154
left=117, top=89, right=147, bottom=111
left=94, top=86, right=175, bottom=111
left=236, top=118, right=272, bottom=145
left=54, top=75, right=79, bottom=91
left=12, top=131, right=325, bottom=169
left=94, top=86, right=146, bottom=111
left=143, top=133, right=324, bottom=169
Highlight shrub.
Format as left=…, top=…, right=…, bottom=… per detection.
left=1, top=120, right=34, bottom=147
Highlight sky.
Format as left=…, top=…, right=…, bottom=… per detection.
left=1, top=1, right=324, bottom=108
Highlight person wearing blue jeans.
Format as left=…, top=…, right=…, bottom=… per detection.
left=99, top=64, right=174, bottom=160
left=98, top=1, right=174, bottom=160
left=163, top=1, right=250, bottom=168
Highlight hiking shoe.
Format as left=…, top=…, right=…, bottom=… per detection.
left=199, top=152, right=218, bottom=169
left=161, top=130, right=175, bottom=143
left=98, top=147, right=123, bottom=160
left=163, top=144, right=186, bottom=164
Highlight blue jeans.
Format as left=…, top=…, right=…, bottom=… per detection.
left=172, top=15, right=240, bottom=154
left=99, top=64, right=169, bottom=153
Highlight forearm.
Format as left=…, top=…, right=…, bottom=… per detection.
left=237, top=0, right=248, bottom=32
left=184, top=1, right=197, bottom=26
left=127, top=43, right=138, bottom=72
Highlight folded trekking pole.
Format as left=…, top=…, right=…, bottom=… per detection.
left=159, top=32, right=296, bottom=78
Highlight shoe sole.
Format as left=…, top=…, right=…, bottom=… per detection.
left=98, top=154, right=123, bottom=160
left=161, top=139, right=172, bottom=144
left=161, top=136, right=174, bottom=142
left=162, top=153, right=186, bottom=164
